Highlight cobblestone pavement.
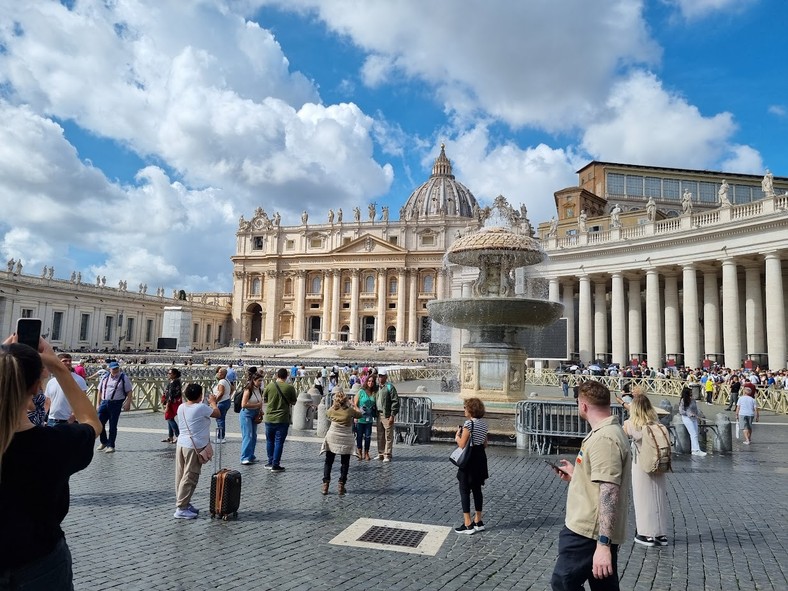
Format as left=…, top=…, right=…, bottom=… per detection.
left=65, top=409, right=788, bottom=591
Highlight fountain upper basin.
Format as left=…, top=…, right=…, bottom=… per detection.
left=427, top=298, right=563, bottom=330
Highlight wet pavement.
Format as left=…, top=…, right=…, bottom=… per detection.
left=60, top=396, right=788, bottom=591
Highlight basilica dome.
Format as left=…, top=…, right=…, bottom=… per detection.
left=400, top=145, right=478, bottom=220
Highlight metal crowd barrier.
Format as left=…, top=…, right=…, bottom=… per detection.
left=394, top=396, right=433, bottom=445
left=515, top=399, right=624, bottom=454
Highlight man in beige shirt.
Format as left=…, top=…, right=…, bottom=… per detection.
left=550, top=380, right=631, bottom=591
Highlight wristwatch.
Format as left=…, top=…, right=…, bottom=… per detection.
left=598, top=535, right=611, bottom=546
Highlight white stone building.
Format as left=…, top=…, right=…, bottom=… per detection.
left=532, top=162, right=788, bottom=370
left=231, top=146, right=485, bottom=345
left=0, top=266, right=232, bottom=352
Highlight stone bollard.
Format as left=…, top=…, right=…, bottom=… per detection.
left=713, top=413, right=733, bottom=454
left=658, top=399, right=673, bottom=427
left=672, top=414, right=690, bottom=454
left=315, top=396, right=329, bottom=438
left=292, top=390, right=314, bottom=430
left=308, top=387, right=322, bottom=422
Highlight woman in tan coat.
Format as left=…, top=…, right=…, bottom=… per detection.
left=320, top=388, right=361, bottom=495
left=623, top=394, right=670, bottom=547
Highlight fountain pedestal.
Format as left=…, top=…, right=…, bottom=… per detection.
left=460, top=343, right=527, bottom=402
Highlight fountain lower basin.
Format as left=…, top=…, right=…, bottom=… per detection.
left=427, top=298, right=563, bottom=331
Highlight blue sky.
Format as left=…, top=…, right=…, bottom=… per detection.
left=0, top=0, right=785, bottom=292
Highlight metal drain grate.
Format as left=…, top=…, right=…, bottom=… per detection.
left=357, top=525, right=428, bottom=548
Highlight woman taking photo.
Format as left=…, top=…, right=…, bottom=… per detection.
left=320, top=388, right=361, bottom=495
left=0, top=335, right=101, bottom=588
left=623, top=394, right=670, bottom=547
left=174, top=384, right=219, bottom=519
left=354, top=374, right=376, bottom=461
left=679, top=386, right=707, bottom=457
left=454, top=397, right=489, bottom=535
left=240, top=372, right=264, bottom=465
left=161, top=368, right=183, bottom=443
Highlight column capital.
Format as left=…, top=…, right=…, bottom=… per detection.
left=351, top=269, right=360, bottom=278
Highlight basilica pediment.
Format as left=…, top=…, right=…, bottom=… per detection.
left=332, top=233, right=406, bottom=255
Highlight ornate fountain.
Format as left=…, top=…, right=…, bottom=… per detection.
left=427, top=196, right=564, bottom=401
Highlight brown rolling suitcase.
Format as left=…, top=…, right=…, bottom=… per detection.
left=209, top=429, right=241, bottom=520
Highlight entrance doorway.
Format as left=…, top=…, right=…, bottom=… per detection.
left=309, top=317, right=321, bottom=342
left=362, top=316, right=375, bottom=342
left=247, top=304, right=262, bottom=342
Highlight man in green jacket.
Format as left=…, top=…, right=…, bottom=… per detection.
left=376, top=370, right=399, bottom=462
left=264, top=368, right=298, bottom=472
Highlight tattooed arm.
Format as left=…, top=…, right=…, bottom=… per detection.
left=593, top=481, right=620, bottom=579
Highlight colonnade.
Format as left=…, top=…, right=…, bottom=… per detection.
left=243, top=267, right=447, bottom=343
left=546, top=252, right=787, bottom=369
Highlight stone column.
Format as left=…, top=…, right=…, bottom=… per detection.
left=593, top=280, right=608, bottom=361
left=721, top=258, right=741, bottom=368
left=376, top=269, right=387, bottom=342
left=408, top=270, right=418, bottom=342
left=321, top=272, right=331, bottom=342
left=562, top=283, right=575, bottom=360
left=578, top=275, right=592, bottom=363
left=294, top=271, right=306, bottom=341
left=663, top=273, right=680, bottom=361
left=548, top=278, right=560, bottom=303
left=628, top=277, right=642, bottom=362
left=764, top=252, right=786, bottom=369
left=330, top=269, right=341, bottom=340
left=436, top=268, right=446, bottom=300
left=682, top=264, right=700, bottom=368
left=396, top=268, right=407, bottom=342
left=744, top=264, right=764, bottom=356
left=703, top=270, right=721, bottom=359
left=264, top=270, right=278, bottom=343
left=645, top=269, right=663, bottom=368
left=349, top=270, right=360, bottom=342
left=611, top=272, right=626, bottom=366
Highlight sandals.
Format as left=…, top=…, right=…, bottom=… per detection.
left=162, top=437, right=175, bottom=443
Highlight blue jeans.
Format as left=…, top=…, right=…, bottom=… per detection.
left=98, top=399, right=124, bottom=447
left=167, top=418, right=180, bottom=439
left=551, top=526, right=619, bottom=591
left=355, top=421, right=372, bottom=451
left=265, top=422, right=289, bottom=467
left=240, top=409, right=259, bottom=462
left=216, top=399, right=232, bottom=440
left=0, top=537, right=73, bottom=590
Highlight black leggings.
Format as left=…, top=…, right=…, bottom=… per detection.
left=459, top=478, right=483, bottom=513
left=323, top=451, right=350, bottom=484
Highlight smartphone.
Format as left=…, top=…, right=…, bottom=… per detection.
left=16, top=318, right=42, bottom=349
left=544, top=459, right=567, bottom=474
left=458, top=424, right=464, bottom=431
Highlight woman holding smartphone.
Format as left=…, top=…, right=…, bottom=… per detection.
left=0, top=335, right=101, bottom=588
left=454, top=397, right=489, bottom=535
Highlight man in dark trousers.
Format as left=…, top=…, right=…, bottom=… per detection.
left=263, top=368, right=297, bottom=472
left=550, top=380, right=631, bottom=590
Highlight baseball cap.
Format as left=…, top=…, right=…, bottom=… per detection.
left=108, top=361, right=120, bottom=369
left=378, top=369, right=387, bottom=376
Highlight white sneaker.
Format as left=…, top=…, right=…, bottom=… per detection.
left=97, top=444, right=106, bottom=451
left=104, top=447, right=115, bottom=454
left=173, top=508, right=198, bottom=519
left=691, top=450, right=707, bottom=456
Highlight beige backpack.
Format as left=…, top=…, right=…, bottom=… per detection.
left=638, top=423, right=672, bottom=474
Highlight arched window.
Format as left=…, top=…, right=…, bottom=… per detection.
left=386, top=326, right=396, bottom=342
left=284, top=278, right=293, bottom=296
left=389, top=278, right=398, bottom=295
left=423, top=274, right=434, bottom=293
left=310, top=275, right=322, bottom=294
left=343, top=279, right=351, bottom=294
left=364, top=274, right=375, bottom=293
left=251, top=277, right=261, bottom=296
